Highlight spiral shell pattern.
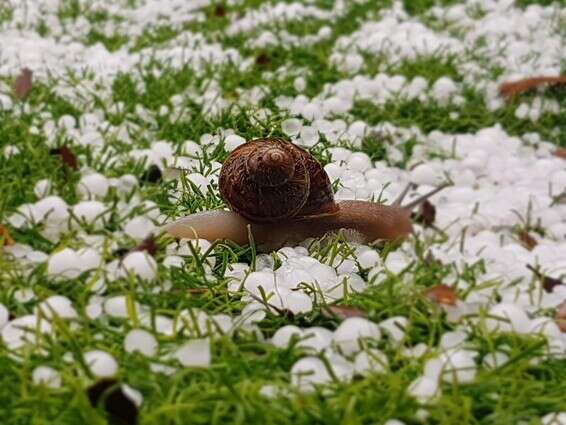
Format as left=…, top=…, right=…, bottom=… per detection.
left=219, top=138, right=336, bottom=223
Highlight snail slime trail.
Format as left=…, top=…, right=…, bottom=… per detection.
left=165, top=138, right=448, bottom=250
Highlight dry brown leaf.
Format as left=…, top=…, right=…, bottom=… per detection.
left=554, top=148, right=566, bottom=160
left=414, top=200, right=436, bottom=227
left=556, top=302, right=566, bottom=333
left=527, top=264, right=563, bottom=293
left=13, top=68, right=33, bottom=100
left=322, top=305, right=368, bottom=320
left=518, top=230, right=537, bottom=251
left=499, top=75, right=566, bottom=98
left=424, top=284, right=458, bottom=306
left=132, top=234, right=157, bottom=257
left=214, top=4, right=226, bottom=17
left=50, top=145, right=79, bottom=171
left=0, top=225, right=15, bottom=246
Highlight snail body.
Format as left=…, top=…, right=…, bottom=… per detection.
left=165, top=138, right=446, bottom=251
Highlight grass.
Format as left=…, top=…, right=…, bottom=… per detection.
left=1, top=0, right=566, bottom=424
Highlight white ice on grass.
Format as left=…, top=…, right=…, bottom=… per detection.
left=120, top=252, right=158, bottom=280
left=124, top=329, right=158, bottom=357
left=175, top=338, right=211, bottom=368
left=290, top=357, right=332, bottom=392
left=541, top=413, right=566, bottom=425
left=332, top=317, right=381, bottom=356
left=84, top=350, right=119, bottom=378
left=0, top=0, right=565, bottom=402
left=32, top=366, right=61, bottom=389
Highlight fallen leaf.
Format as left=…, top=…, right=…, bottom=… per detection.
left=322, top=305, right=368, bottom=320
left=50, top=145, right=78, bottom=170
left=413, top=200, right=436, bottom=227
left=518, top=230, right=537, bottom=251
left=424, top=284, right=458, bottom=306
left=556, top=302, right=566, bottom=333
left=87, top=379, right=138, bottom=425
left=132, top=234, right=157, bottom=257
left=140, top=165, right=162, bottom=184
left=187, top=288, right=209, bottom=295
left=214, top=4, right=226, bottom=17
left=255, top=53, right=270, bottom=66
left=554, top=148, right=566, bottom=160
left=527, top=264, right=563, bottom=293
left=499, top=75, right=566, bottom=98
left=13, top=68, right=33, bottom=100
left=0, top=225, right=15, bottom=246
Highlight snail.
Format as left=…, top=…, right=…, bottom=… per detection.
left=164, top=138, right=448, bottom=251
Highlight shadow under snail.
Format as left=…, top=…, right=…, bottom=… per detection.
left=164, top=138, right=448, bottom=251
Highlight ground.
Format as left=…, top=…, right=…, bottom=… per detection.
left=0, top=0, right=565, bottom=424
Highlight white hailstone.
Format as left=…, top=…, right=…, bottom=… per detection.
left=187, top=173, right=211, bottom=194
left=224, top=134, right=246, bottom=152
left=37, top=296, right=77, bottom=320
left=297, top=327, right=333, bottom=352
left=294, top=77, right=306, bottom=92
left=84, top=350, right=118, bottom=378
left=379, top=316, right=408, bottom=344
left=121, top=251, right=158, bottom=280
left=243, top=271, right=276, bottom=297
left=324, top=163, right=343, bottom=182
left=271, top=325, right=303, bottom=348
left=3, top=145, right=20, bottom=157
left=333, top=317, right=381, bottom=356
left=354, top=349, right=388, bottom=376
left=384, top=420, right=406, bottom=425
left=439, top=349, right=478, bottom=384
left=32, top=366, right=61, bottom=389
left=77, top=173, right=109, bottom=199
left=408, top=376, right=440, bottom=404
left=72, top=201, right=107, bottom=228
left=86, top=302, right=103, bottom=320
left=482, top=352, right=509, bottom=370
left=299, top=126, right=319, bottom=147
left=439, top=330, right=467, bottom=350
left=347, top=152, right=372, bottom=172
left=290, top=357, right=332, bottom=392
left=121, top=384, right=144, bottom=407
left=410, top=164, right=442, bottom=186
left=76, top=248, right=102, bottom=271
left=163, top=255, right=184, bottom=269
left=175, top=338, right=211, bottom=367
left=58, top=115, right=76, bottom=130
left=0, top=303, right=8, bottom=328
left=281, top=118, right=302, bottom=137
left=431, top=77, right=457, bottom=105
left=34, top=179, right=51, bottom=199
left=402, top=343, right=428, bottom=359
left=124, top=329, right=158, bottom=357
left=255, top=254, right=275, bottom=270
left=124, top=216, right=156, bottom=241
left=281, top=291, right=313, bottom=314
left=47, top=248, right=82, bottom=279
left=357, top=249, right=380, bottom=269
left=13, top=288, right=35, bottom=303
left=117, top=175, right=138, bottom=195
left=35, top=196, right=69, bottom=223
left=528, top=318, right=562, bottom=338
left=2, top=315, right=51, bottom=349
left=384, top=252, right=410, bottom=274
left=240, top=303, right=267, bottom=325
left=541, top=412, right=566, bottom=425
left=210, top=314, right=233, bottom=334
left=183, top=140, right=202, bottom=157
left=326, top=351, right=354, bottom=383
left=104, top=296, right=137, bottom=318
left=485, top=303, right=531, bottom=334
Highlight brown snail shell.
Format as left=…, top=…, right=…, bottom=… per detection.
left=219, top=138, right=338, bottom=223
